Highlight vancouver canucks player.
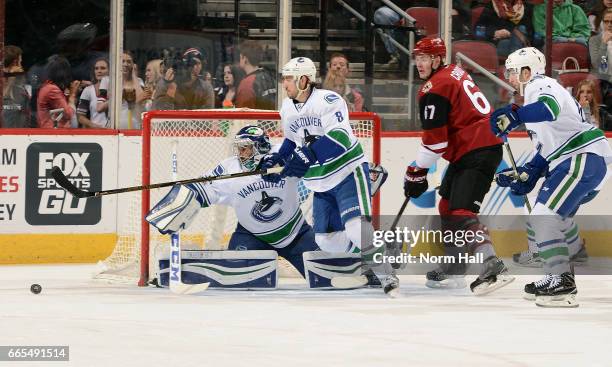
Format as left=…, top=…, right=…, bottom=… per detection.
left=259, top=57, right=399, bottom=295
left=492, top=47, right=612, bottom=307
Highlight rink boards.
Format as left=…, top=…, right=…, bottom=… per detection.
left=1, top=129, right=612, bottom=263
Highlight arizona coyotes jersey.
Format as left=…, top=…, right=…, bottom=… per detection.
left=523, top=75, right=612, bottom=169
left=416, top=64, right=502, bottom=168
left=280, top=88, right=366, bottom=192
left=190, top=156, right=305, bottom=248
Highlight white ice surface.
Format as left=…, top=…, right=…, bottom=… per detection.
left=1, top=264, right=611, bottom=367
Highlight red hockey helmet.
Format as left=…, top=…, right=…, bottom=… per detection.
left=413, top=37, right=446, bottom=58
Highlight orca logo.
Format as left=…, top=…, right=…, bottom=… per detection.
left=25, top=143, right=102, bottom=225
left=324, top=93, right=340, bottom=104
left=251, top=191, right=283, bottom=222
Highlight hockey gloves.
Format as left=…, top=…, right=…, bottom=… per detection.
left=496, top=153, right=548, bottom=195
left=490, top=103, right=521, bottom=137
left=282, top=146, right=317, bottom=178
left=404, top=165, right=429, bottom=198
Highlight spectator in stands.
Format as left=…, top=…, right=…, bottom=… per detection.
left=575, top=79, right=601, bottom=126
left=215, top=63, right=244, bottom=108
left=373, top=1, right=471, bottom=67
left=590, top=8, right=612, bottom=113
left=77, top=58, right=109, bottom=128
left=588, top=0, right=612, bottom=34
left=325, top=53, right=364, bottom=112
left=99, top=50, right=145, bottom=129
left=474, top=0, right=533, bottom=59
left=533, top=0, right=591, bottom=48
left=373, top=1, right=413, bottom=67
left=37, top=55, right=80, bottom=128
left=236, top=40, right=277, bottom=110
left=143, top=59, right=162, bottom=112
left=2, top=45, right=31, bottom=128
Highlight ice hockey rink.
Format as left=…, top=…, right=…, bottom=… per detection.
left=1, top=264, right=611, bottom=367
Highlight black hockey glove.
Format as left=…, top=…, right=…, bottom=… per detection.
left=404, top=165, right=429, bottom=198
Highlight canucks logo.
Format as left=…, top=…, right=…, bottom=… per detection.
left=251, top=191, right=283, bottom=222
left=324, top=93, right=340, bottom=104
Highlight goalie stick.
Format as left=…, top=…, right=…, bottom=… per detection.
left=51, top=165, right=284, bottom=199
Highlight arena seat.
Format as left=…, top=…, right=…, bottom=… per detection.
left=406, top=7, right=439, bottom=36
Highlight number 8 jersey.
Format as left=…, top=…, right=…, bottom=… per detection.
left=280, top=87, right=366, bottom=192
left=416, top=64, right=502, bottom=168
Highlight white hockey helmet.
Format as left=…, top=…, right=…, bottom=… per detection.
left=505, top=47, right=546, bottom=79
left=281, top=57, right=316, bottom=98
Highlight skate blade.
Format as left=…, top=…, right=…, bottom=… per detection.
left=523, top=292, right=536, bottom=301
left=513, top=260, right=544, bottom=268
left=331, top=276, right=368, bottom=289
left=535, top=293, right=579, bottom=308
left=425, top=277, right=467, bottom=289
left=385, top=286, right=401, bottom=298
left=472, top=274, right=515, bottom=296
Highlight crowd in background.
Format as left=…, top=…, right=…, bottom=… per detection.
left=3, top=0, right=612, bottom=130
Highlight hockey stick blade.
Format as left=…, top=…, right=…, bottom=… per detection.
left=170, top=281, right=210, bottom=295
left=52, top=165, right=284, bottom=199
left=51, top=166, right=95, bottom=198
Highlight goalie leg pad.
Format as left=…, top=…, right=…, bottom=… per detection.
left=303, top=251, right=363, bottom=289
left=159, top=250, right=278, bottom=289
left=145, top=184, right=202, bottom=234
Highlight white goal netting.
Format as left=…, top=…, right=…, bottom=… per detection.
left=94, top=110, right=381, bottom=285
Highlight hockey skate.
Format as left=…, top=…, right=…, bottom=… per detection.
left=425, top=269, right=467, bottom=289
left=425, top=261, right=467, bottom=289
left=570, top=244, right=589, bottom=264
left=470, top=256, right=515, bottom=296
left=512, top=250, right=543, bottom=268
left=523, top=274, right=553, bottom=301
left=382, top=274, right=400, bottom=298
left=535, top=272, right=579, bottom=308
left=512, top=243, right=589, bottom=268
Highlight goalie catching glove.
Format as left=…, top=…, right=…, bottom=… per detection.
left=145, top=184, right=206, bottom=234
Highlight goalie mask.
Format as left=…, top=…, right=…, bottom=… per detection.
left=281, top=57, right=317, bottom=99
left=234, top=125, right=271, bottom=171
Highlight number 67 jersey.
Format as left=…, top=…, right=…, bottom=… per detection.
left=416, top=64, right=502, bottom=168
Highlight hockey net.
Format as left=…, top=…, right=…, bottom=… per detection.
left=94, top=110, right=381, bottom=286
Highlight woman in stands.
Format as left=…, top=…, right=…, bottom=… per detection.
left=575, top=79, right=612, bottom=129
left=37, top=55, right=80, bottom=128
left=215, top=63, right=244, bottom=108
left=77, top=58, right=110, bottom=128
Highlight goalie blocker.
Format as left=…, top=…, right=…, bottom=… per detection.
left=157, top=250, right=365, bottom=289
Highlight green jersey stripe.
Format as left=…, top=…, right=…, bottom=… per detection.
left=304, top=142, right=364, bottom=179
left=327, top=128, right=352, bottom=149
left=538, top=95, right=560, bottom=119
left=253, top=210, right=303, bottom=245
left=547, top=128, right=605, bottom=161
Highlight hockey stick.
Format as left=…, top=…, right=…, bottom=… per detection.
left=502, top=137, right=532, bottom=213
left=51, top=166, right=284, bottom=199
left=389, top=197, right=410, bottom=270
left=167, top=142, right=209, bottom=295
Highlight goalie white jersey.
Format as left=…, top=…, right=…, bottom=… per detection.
left=280, top=87, right=366, bottom=192
left=190, top=157, right=305, bottom=249
left=524, top=75, right=612, bottom=169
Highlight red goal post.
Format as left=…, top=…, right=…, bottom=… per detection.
left=135, top=110, right=381, bottom=286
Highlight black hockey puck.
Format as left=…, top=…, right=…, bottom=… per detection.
left=30, top=284, right=42, bottom=294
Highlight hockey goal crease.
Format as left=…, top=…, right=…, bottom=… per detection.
left=94, top=110, right=381, bottom=286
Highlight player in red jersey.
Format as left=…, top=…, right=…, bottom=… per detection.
left=404, top=37, right=514, bottom=295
